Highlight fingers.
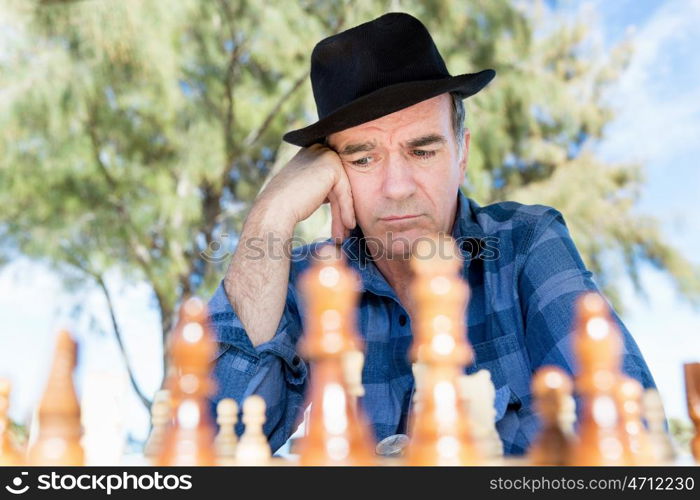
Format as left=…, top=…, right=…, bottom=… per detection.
left=328, top=192, right=346, bottom=243
left=331, top=165, right=356, bottom=231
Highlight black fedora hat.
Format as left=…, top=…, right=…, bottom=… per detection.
left=283, top=12, right=495, bottom=148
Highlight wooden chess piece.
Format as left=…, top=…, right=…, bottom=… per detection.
left=642, top=388, right=676, bottom=463
left=406, top=235, right=480, bottom=466
left=27, top=330, right=84, bottom=465
left=0, top=378, right=24, bottom=465
left=156, top=297, right=217, bottom=466
left=457, top=370, right=503, bottom=460
left=342, top=349, right=365, bottom=414
left=617, top=375, right=654, bottom=464
left=567, top=293, right=632, bottom=465
left=529, top=366, right=574, bottom=465
left=144, top=389, right=171, bottom=460
left=296, top=244, right=376, bottom=466
left=684, top=362, right=700, bottom=462
left=235, top=395, right=270, bottom=465
left=215, top=398, right=238, bottom=463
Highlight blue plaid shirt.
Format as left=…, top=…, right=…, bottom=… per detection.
left=208, top=190, right=656, bottom=455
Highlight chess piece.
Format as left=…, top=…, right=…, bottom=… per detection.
left=215, top=398, right=238, bottom=463
left=27, top=330, right=85, bottom=465
left=567, top=293, right=631, bottom=465
left=156, top=297, right=217, bottom=466
left=529, top=366, right=574, bottom=465
left=296, top=244, right=376, bottom=466
left=684, top=362, right=700, bottom=462
left=457, top=370, right=503, bottom=460
left=0, top=379, right=23, bottom=465
left=617, top=375, right=654, bottom=464
left=342, top=349, right=365, bottom=414
left=144, top=390, right=171, bottom=460
left=642, top=388, right=676, bottom=463
left=406, top=235, right=480, bottom=465
left=235, top=395, right=271, bottom=465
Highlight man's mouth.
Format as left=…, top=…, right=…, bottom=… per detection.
left=379, top=214, right=421, bottom=222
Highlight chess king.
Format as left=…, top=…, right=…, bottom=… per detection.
left=207, top=12, right=656, bottom=456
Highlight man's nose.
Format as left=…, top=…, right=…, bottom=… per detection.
left=381, top=153, right=417, bottom=201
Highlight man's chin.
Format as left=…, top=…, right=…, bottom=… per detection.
left=379, top=227, right=435, bottom=261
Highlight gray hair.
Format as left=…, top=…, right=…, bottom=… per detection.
left=450, top=92, right=466, bottom=158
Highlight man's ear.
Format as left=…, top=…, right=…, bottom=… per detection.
left=459, top=128, right=471, bottom=176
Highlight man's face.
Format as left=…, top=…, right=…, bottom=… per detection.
left=327, top=93, right=469, bottom=259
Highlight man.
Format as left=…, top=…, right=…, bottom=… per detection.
left=207, top=12, right=655, bottom=455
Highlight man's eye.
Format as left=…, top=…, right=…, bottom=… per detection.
left=351, top=157, right=372, bottom=166
left=413, top=149, right=437, bottom=159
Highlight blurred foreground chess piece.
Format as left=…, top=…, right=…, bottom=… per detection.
left=144, top=389, right=171, bottom=460
left=296, top=244, right=376, bottom=465
left=0, top=379, right=24, bottom=465
left=342, top=349, right=365, bottom=414
left=529, top=366, right=574, bottom=465
left=616, top=375, right=654, bottom=464
left=215, top=398, right=238, bottom=464
left=156, top=298, right=217, bottom=466
left=235, top=396, right=270, bottom=465
left=568, top=293, right=631, bottom=465
left=406, top=235, right=480, bottom=465
left=27, top=330, right=84, bottom=465
left=457, top=370, right=503, bottom=460
left=684, top=362, right=700, bottom=462
left=642, top=388, right=676, bottom=463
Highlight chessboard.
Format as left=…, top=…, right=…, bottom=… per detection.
left=1, top=237, right=698, bottom=467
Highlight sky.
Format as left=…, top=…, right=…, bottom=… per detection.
left=1, top=0, right=699, bottom=447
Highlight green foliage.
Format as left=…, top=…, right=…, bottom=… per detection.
left=1, top=0, right=698, bottom=403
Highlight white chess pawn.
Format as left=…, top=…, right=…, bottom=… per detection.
left=643, top=389, right=676, bottom=463
left=144, top=390, right=171, bottom=460
left=215, top=398, right=238, bottom=462
left=457, top=369, right=503, bottom=459
left=559, top=393, right=577, bottom=436
left=343, top=350, right=365, bottom=413
left=235, top=395, right=271, bottom=465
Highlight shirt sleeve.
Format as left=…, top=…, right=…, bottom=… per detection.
left=518, top=208, right=657, bottom=390
left=207, top=280, right=309, bottom=453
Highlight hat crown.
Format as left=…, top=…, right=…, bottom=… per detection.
left=310, top=13, right=450, bottom=118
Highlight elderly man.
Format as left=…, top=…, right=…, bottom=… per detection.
left=207, top=12, right=655, bottom=455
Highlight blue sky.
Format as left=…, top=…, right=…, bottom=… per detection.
left=1, top=0, right=699, bottom=444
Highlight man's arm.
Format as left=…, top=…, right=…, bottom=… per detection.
left=208, top=144, right=356, bottom=451
left=224, top=143, right=356, bottom=346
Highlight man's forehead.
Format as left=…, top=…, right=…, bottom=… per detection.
left=328, top=93, right=452, bottom=149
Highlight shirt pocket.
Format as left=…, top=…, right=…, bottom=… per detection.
left=470, top=333, right=530, bottom=415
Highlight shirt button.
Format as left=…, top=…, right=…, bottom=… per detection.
left=398, top=315, right=407, bottom=327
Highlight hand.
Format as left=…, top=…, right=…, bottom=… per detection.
left=256, top=144, right=356, bottom=241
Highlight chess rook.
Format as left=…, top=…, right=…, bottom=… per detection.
left=296, top=244, right=376, bottom=466
left=406, top=235, right=480, bottom=466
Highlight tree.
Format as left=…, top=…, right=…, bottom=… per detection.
left=1, top=0, right=698, bottom=410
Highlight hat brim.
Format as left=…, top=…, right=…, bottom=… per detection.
left=282, top=69, right=495, bottom=147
